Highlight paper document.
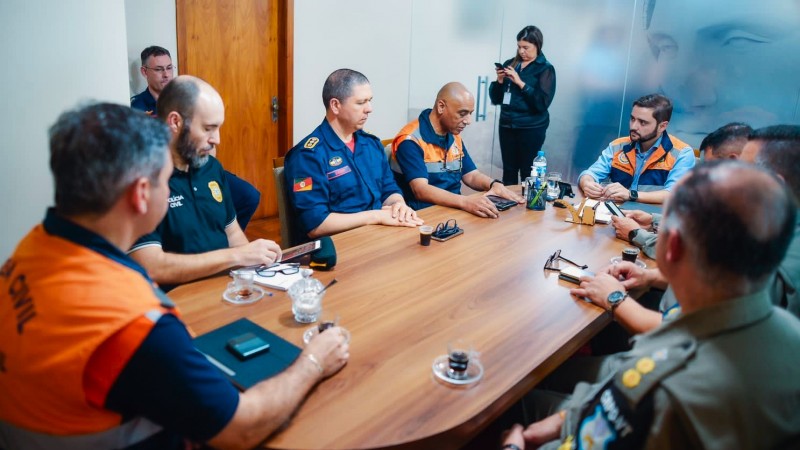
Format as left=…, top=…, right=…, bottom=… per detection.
left=236, top=264, right=305, bottom=291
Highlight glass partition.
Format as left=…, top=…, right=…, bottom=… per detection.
left=407, top=0, right=800, bottom=186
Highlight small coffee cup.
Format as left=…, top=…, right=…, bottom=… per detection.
left=621, top=247, right=640, bottom=263
left=419, top=225, right=433, bottom=246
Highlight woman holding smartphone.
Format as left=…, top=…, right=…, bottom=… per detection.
left=489, top=25, right=556, bottom=186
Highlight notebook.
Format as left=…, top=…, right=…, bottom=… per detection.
left=194, top=318, right=301, bottom=390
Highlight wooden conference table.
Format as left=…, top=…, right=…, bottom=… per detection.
left=170, top=197, right=644, bottom=449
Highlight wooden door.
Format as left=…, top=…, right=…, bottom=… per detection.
left=176, top=0, right=293, bottom=219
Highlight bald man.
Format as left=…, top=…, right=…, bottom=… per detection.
left=390, top=82, right=523, bottom=218
left=129, top=76, right=281, bottom=288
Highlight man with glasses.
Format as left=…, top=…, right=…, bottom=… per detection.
left=285, top=69, right=423, bottom=240
left=129, top=75, right=281, bottom=290
left=130, top=45, right=261, bottom=231
left=390, top=82, right=523, bottom=218
left=130, top=46, right=175, bottom=116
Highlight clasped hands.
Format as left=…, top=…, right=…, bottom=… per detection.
left=582, top=180, right=629, bottom=202
left=378, top=202, right=424, bottom=227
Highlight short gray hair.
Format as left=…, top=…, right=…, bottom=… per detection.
left=322, top=69, right=369, bottom=110
left=49, top=103, right=171, bottom=216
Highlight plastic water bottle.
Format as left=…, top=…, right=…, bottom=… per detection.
left=533, top=150, right=547, bottom=180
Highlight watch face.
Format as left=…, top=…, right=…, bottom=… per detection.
left=608, top=290, right=626, bottom=305
left=630, top=190, right=638, bottom=201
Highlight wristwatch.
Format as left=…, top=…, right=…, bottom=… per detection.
left=628, top=228, right=640, bottom=243
left=489, top=179, right=503, bottom=190
left=607, top=290, right=628, bottom=321
left=629, top=189, right=639, bottom=201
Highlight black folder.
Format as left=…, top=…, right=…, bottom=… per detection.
left=193, top=318, right=301, bottom=390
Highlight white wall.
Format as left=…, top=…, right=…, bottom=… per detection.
left=0, top=0, right=131, bottom=258
left=124, top=0, right=178, bottom=97
left=293, top=0, right=413, bottom=144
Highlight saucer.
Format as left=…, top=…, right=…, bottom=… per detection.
left=303, top=326, right=351, bottom=346
left=222, top=285, right=266, bottom=305
left=610, top=256, right=646, bottom=269
left=432, top=355, right=484, bottom=386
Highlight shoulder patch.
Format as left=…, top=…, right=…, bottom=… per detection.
left=613, top=339, right=697, bottom=405
left=304, top=137, right=319, bottom=149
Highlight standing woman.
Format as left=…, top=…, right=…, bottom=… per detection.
left=489, top=25, right=556, bottom=186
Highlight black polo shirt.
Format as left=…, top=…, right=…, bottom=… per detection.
left=130, top=87, right=157, bottom=116
left=131, top=157, right=236, bottom=255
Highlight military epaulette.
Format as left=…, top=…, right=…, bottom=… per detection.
left=613, top=338, right=697, bottom=406
left=301, top=136, right=320, bottom=150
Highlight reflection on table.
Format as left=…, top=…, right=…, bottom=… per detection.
left=170, top=196, right=644, bottom=449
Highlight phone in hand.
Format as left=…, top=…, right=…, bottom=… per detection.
left=604, top=201, right=624, bottom=217
left=558, top=266, right=594, bottom=285
left=280, top=240, right=321, bottom=262
left=494, top=62, right=505, bottom=70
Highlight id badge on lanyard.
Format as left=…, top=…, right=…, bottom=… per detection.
left=503, top=62, right=523, bottom=105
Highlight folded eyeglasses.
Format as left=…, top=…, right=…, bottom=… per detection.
left=543, top=249, right=588, bottom=271
left=254, top=262, right=300, bottom=277
left=433, top=219, right=461, bottom=239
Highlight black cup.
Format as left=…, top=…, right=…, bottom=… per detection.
left=622, top=247, right=640, bottom=263
left=448, top=350, right=469, bottom=378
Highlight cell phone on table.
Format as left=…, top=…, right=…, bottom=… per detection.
left=280, top=240, right=321, bottom=262
left=604, top=201, right=624, bottom=217
left=487, top=195, right=518, bottom=211
left=226, top=332, right=270, bottom=361
left=494, top=62, right=505, bottom=70
left=431, top=228, right=464, bottom=242
left=558, top=266, right=594, bottom=285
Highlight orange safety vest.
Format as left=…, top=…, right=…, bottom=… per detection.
left=608, top=132, right=691, bottom=189
left=0, top=225, right=175, bottom=448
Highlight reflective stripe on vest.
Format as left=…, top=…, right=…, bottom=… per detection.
left=390, top=122, right=463, bottom=174
left=0, top=226, right=176, bottom=437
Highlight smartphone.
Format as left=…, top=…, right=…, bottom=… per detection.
left=604, top=201, right=624, bottom=217
left=280, top=240, right=321, bottom=262
left=226, top=332, right=270, bottom=360
left=494, top=62, right=505, bottom=70
left=431, top=228, right=464, bottom=242
left=558, top=266, right=594, bottom=285
left=487, top=195, right=517, bottom=211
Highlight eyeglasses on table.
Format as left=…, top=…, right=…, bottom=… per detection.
left=255, top=262, right=300, bottom=277
left=433, top=219, right=461, bottom=239
left=543, top=249, right=588, bottom=271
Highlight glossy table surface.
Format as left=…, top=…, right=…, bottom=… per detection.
left=170, top=198, right=641, bottom=449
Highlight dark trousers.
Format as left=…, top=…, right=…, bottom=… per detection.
left=224, top=170, right=261, bottom=231
left=498, top=126, right=547, bottom=186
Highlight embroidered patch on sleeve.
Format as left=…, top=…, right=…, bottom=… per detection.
left=293, top=177, right=313, bottom=192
